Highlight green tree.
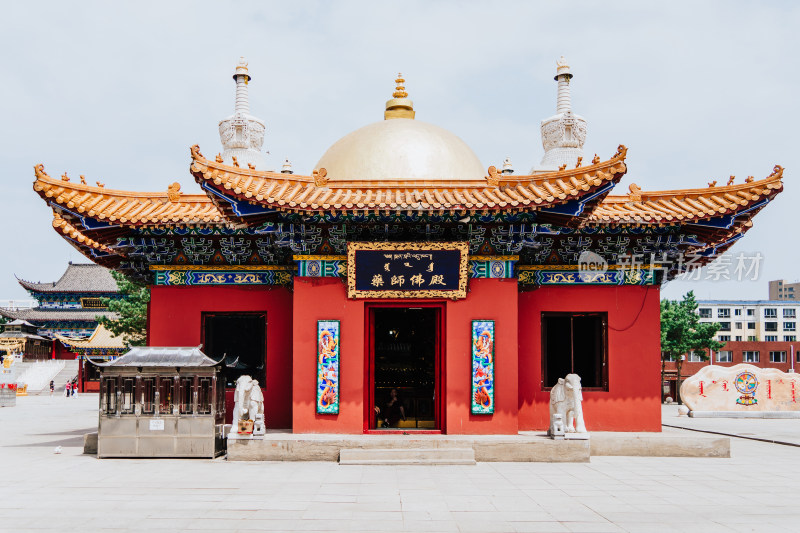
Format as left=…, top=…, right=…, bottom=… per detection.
left=660, top=291, right=724, bottom=404
left=96, top=270, right=150, bottom=346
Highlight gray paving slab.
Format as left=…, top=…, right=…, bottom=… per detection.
left=662, top=403, right=800, bottom=445
left=3, top=395, right=800, bottom=532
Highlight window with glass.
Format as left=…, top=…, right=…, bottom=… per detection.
left=203, top=312, right=267, bottom=388
left=743, top=351, right=760, bottom=363
left=734, top=309, right=742, bottom=316
left=716, top=351, right=732, bottom=363
left=747, top=335, right=758, bottom=341
left=786, top=336, right=797, bottom=342
left=699, top=308, right=712, bottom=318
left=747, top=322, right=756, bottom=330
left=765, top=335, right=778, bottom=342
left=783, top=308, right=796, bottom=318
left=120, top=377, right=135, bottom=414
left=719, top=322, right=731, bottom=331
left=718, top=335, right=731, bottom=342
left=159, top=378, right=174, bottom=415
left=717, top=308, right=731, bottom=318
left=197, top=377, right=213, bottom=415
left=784, top=322, right=796, bottom=331
left=770, top=351, right=787, bottom=363
left=141, top=377, right=156, bottom=415
left=179, top=377, right=194, bottom=414
left=747, top=309, right=755, bottom=316
left=765, top=322, right=778, bottom=332
left=735, top=336, right=743, bottom=341
left=102, top=377, right=117, bottom=415
left=687, top=351, right=704, bottom=362
left=735, top=322, right=743, bottom=329
left=765, top=308, right=777, bottom=318
left=542, top=313, right=607, bottom=390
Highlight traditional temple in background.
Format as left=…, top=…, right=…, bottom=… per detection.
left=55, top=324, right=126, bottom=392
left=0, top=320, right=52, bottom=361
left=0, top=263, right=120, bottom=340
left=28, top=57, right=783, bottom=433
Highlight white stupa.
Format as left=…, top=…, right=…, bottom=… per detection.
left=533, top=56, right=587, bottom=172
left=218, top=57, right=267, bottom=169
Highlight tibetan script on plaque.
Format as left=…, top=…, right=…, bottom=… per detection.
left=347, top=242, right=469, bottom=299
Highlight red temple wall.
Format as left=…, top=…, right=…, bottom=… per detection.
left=148, top=285, right=293, bottom=429
left=292, top=278, right=365, bottom=434
left=518, top=285, right=662, bottom=432
left=291, top=277, right=519, bottom=434
left=443, top=278, right=519, bottom=434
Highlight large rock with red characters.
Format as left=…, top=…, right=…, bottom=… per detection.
left=681, top=364, right=800, bottom=416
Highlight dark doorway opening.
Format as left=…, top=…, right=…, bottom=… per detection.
left=202, top=313, right=266, bottom=388
left=542, top=312, right=607, bottom=390
left=370, top=307, right=440, bottom=430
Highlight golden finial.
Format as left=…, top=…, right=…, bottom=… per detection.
left=393, top=73, right=408, bottom=98
left=385, top=72, right=415, bottom=120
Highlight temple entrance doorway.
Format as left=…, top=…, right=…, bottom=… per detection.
left=367, top=305, right=442, bottom=432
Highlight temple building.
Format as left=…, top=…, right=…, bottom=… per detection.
left=55, top=324, right=127, bottom=392
left=28, top=57, right=783, bottom=433
left=0, top=263, right=121, bottom=342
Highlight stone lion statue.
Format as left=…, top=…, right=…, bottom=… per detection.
left=549, top=373, right=587, bottom=435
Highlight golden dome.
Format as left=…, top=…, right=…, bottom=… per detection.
left=315, top=119, right=485, bottom=182
left=314, top=74, right=485, bottom=182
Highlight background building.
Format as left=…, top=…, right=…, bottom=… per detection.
left=769, top=280, right=799, bottom=301
left=0, top=263, right=120, bottom=341
left=663, top=299, right=800, bottom=401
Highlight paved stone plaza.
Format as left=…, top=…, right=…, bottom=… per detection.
left=2, top=396, right=799, bottom=532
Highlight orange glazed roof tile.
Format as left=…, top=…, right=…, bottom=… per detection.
left=589, top=166, right=784, bottom=224
left=33, top=164, right=224, bottom=227
left=188, top=144, right=629, bottom=217
left=52, top=212, right=112, bottom=252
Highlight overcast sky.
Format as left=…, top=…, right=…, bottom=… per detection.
left=1, top=1, right=797, bottom=303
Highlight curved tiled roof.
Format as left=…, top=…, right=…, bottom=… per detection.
left=0, top=308, right=118, bottom=322
left=590, top=166, right=784, bottom=224
left=55, top=324, right=126, bottom=351
left=189, top=144, right=628, bottom=218
left=32, top=164, right=223, bottom=226
left=17, top=260, right=119, bottom=293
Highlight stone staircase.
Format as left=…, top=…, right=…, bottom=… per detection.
left=339, top=447, right=476, bottom=465
left=41, top=360, right=79, bottom=395
left=15, top=360, right=65, bottom=393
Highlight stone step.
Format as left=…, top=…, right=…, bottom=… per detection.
left=339, top=447, right=476, bottom=465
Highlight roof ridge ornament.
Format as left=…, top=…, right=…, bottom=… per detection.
left=385, top=72, right=415, bottom=120
left=167, top=182, right=181, bottom=203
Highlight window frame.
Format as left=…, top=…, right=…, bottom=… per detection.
left=698, top=308, right=712, bottom=319
left=541, top=312, right=608, bottom=392
left=784, top=308, right=797, bottom=319
left=769, top=351, right=787, bottom=363
left=764, top=308, right=777, bottom=318
left=743, top=351, right=760, bottom=363
left=716, top=350, right=732, bottom=363
left=717, top=308, right=731, bottom=318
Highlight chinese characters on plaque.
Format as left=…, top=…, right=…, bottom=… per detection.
left=347, top=242, right=469, bottom=299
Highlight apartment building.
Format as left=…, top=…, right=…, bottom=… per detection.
left=663, top=299, right=800, bottom=401
left=769, top=280, right=800, bottom=301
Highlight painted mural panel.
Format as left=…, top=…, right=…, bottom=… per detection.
left=471, top=320, right=495, bottom=414
left=316, top=320, right=340, bottom=414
